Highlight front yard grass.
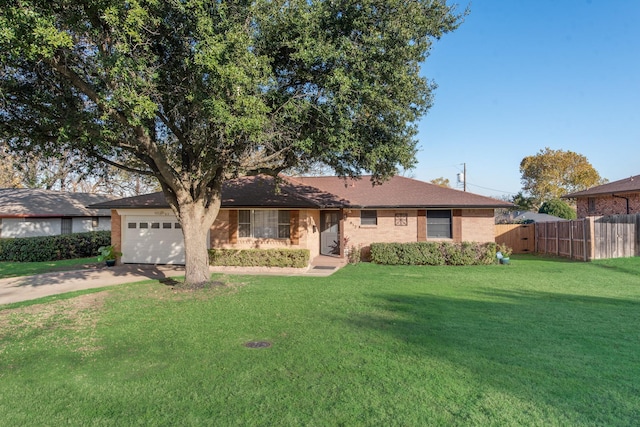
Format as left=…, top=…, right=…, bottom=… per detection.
left=0, top=257, right=98, bottom=279
left=1, top=255, right=639, bottom=425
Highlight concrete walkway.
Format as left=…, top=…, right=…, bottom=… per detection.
left=0, top=256, right=346, bottom=305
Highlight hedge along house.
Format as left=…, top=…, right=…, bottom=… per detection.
left=0, top=188, right=114, bottom=238
left=91, top=175, right=512, bottom=265
left=562, top=174, right=640, bottom=218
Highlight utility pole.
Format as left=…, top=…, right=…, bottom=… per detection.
left=463, top=162, right=466, bottom=192
left=457, top=163, right=466, bottom=192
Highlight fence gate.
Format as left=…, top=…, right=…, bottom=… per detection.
left=592, top=214, right=640, bottom=259
left=495, top=224, right=535, bottom=254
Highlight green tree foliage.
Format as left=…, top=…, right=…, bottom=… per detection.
left=538, top=198, right=577, bottom=220
left=510, top=191, right=535, bottom=211
left=430, top=177, right=451, bottom=188
left=520, top=148, right=604, bottom=209
left=0, top=1, right=463, bottom=284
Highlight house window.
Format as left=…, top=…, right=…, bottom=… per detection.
left=151, top=222, right=160, bottom=229
left=238, top=210, right=290, bottom=239
left=588, top=197, right=596, bottom=213
left=360, top=210, right=377, bottom=226
left=61, top=218, right=72, bottom=235
left=278, top=211, right=291, bottom=239
left=427, top=210, right=452, bottom=238
left=163, top=223, right=172, bottom=229
left=128, top=223, right=137, bottom=229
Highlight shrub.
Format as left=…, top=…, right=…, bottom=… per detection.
left=496, top=243, right=513, bottom=258
left=208, top=248, right=309, bottom=268
left=539, top=198, right=577, bottom=220
left=346, top=244, right=363, bottom=264
left=370, top=241, right=502, bottom=266
left=0, top=231, right=111, bottom=262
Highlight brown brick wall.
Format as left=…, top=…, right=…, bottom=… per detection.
left=343, top=208, right=496, bottom=250
left=206, top=208, right=496, bottom=259
left=209, top=209, right=319, bottom=258
left=343, top=210, right=419, bottom=250
left=110, top=209, right=122, bottom=264
left=210, top=209, right=230, bottom=246
left=576, top=193, right=640, bottom=218
left=460, top=209, right=496, bottom=243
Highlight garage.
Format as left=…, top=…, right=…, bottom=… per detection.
left=122, top=215, right=186, bottom=264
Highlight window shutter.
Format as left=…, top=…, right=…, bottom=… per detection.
left=290, top=210, right=300, bottom=244
left=417, top=210, right=426, bottom=241
left=452, top=209, right=462, bottom=243
left=229, top=210, right=238, bottom=244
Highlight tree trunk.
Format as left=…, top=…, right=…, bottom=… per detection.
left=178, top=200, right=220, bottom=286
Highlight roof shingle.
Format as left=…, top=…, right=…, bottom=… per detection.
left=91, top=175, right=512, bottom=210
left=0, top=188, right=115, bottom=217
left=563, top=175, right=640, bottom=198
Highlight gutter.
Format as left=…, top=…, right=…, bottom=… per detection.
left=612, top=194, right=630, bottom=214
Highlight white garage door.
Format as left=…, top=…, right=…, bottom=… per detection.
left=122, top=216, right=186, bottom=264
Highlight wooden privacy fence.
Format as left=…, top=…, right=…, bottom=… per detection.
left=533, top=214, right=640, bottom=261
left=591, top=214, right=640, bottom=259
left=535, top=219, right=590, bottom=261
left=495, top=224, right=535, bottom=254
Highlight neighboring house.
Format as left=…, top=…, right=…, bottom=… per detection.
left=563, top=175, right=640, bottom=218
left=0, top=188, right=115, bottom=238
left=496, top=211, right=566, bottom=224
left=92, top=175, right=512, bottom=265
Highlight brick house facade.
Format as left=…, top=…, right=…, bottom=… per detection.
left=96, top=175, right=512, bottom=265
left=563, top=175, right=640, bottom=218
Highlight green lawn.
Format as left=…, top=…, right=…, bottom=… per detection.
left=0, top=257, right=98, bottom=279
left=1, top=255, right=639, bottom=425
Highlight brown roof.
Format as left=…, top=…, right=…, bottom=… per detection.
left=91, top=175, right=512, bottom=210
left=288, top=175, right=512, bottom=208
left=90, top=175, right=321, bottom=210
left=562, top=174, right=640, bottom=198
left=0, top=188, right=115, bottom=218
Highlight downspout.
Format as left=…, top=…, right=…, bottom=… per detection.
left=612, top=194, right=630, bottom=214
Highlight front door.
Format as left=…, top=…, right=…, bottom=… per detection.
left=320, top=211, right=340, bottom=256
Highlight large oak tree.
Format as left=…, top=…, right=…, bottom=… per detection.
left=1, top=0, right=463, bottom=284
left=520, top=147, right=605, bottom=209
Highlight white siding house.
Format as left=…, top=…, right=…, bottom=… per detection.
left=0, top=189, right=115, bottom=238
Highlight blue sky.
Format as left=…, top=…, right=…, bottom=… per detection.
left=413, top=0, right=640, bottom=197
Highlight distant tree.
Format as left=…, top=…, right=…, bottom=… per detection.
left=430, top=177, right=451, bottom=188
left=0, top=143, right=21, bottom=187
left=510, top=191, right=536, bottom=212
left=539, top=198, right=577, bottom=220
left=1, top=141, right=156, bottom=195
left=0, top=1, right=463, bottom=285
left=520, top=148, right=604, bottom=208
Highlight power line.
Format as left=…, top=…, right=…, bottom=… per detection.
left=466, top=182, right=519, bottom=196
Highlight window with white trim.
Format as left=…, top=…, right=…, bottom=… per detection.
left=427, top=210, right=452, bottom=238
left=238, top=210, right=290, bottom=239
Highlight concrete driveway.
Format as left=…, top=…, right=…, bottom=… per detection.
left=0, top=258, right=344, bottom=305
left=0, top=264, right=186, bottom=305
